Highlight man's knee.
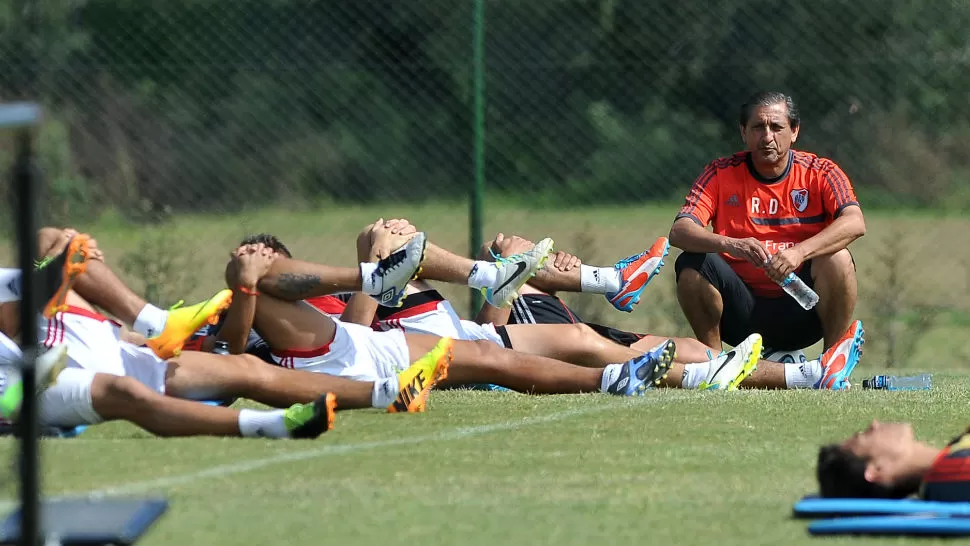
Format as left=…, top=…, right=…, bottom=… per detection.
left=811, top=249, right=856, bottom=279
left=674, top=252, right=712, bottom=285
left=91, top=375, right=156, bottom=421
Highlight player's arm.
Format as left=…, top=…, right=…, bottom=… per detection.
left=218, top=244, right=276, bottom=354
left=668, top=166, right=768, bottom=266
left=792, top=205, right=865, bottom=261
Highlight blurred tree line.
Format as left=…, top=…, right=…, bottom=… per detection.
left=2, top=0, right=969, bottom=224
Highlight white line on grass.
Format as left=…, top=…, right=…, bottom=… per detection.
left=1, top=397, right=661, bottom=508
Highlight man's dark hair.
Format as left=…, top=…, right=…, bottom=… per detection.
left=817, top=444, right=920, bottom=499
left=739, top=91, right=800, bottom=129
left=240, top=233, right=292, bottom=258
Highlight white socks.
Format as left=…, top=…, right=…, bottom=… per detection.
left=372, top=377, right=400, bottom=408
left=785, top=359, right=823, bottom=389
left=238, top=408, right=290, bottom=438
left=580, top=265, right=622, bottom=294
left=682, top=361, right=713, bottom=389
left=133, top=304, right=169, bottom=338
left=360, top=263, right=379, bottom=294
left=0, top=269, right=21, bottom=304
left=599, top=363, right=623, bottom=392
left=466, top=262, right=500, bottom=290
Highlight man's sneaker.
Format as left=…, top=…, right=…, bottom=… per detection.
left=485, top=237, right=554, bottom=308
left=284, top=392, right=337, bottom=439
left=145, top=289, right=234, bottom=360
left=35, top=234, right=91, bottom=318
left=815, top=320, right=865, bottom=391
left=0, top=344, right=69, bottom=421
left=697, top=333, right=762, bottom=391
left=606, top=236, right=670, bottom=312
left=388, top=337, right=452, bottom=413
left=606, top=339, right=676, bottom=396
left=370, top=232, right=428, bottom=308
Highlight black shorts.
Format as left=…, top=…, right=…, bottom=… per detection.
left=585, top=323, right=645, bottom=347
left=506, top=293, right=646, bottom=346
left=674, top=252, right=832, bottom=350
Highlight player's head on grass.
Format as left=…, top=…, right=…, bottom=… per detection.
left=739, top=91, right=801, bottom=174
left=816, top=420, right=925, bottom=499
left=240, top=233, right=292, bottom=258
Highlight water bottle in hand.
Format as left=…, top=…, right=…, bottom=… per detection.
left=779, top=272, right=819, bottom=310
left=862, top=374, right=932, bottom=391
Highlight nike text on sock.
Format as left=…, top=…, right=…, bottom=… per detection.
left=360, top=262, right=379, bottom=294
left=466, top=262, right=501, bottom=290
left=133, top=304, right=169, bottom=339
left=683, top=362, right=711, bottom=389
left=238, top=408, right=289, bottom=438
left=599, top=363, right=623, bottom=392
left=580, top=265, right=622, bottom=294
left=785, top=359, right=823, bottom=389
left=372, top=377, right=400, bottom=408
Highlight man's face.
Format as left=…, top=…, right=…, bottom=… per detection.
left=740, top=102, right=799, bottom=167
left=841, top=420, right=917, bottom=486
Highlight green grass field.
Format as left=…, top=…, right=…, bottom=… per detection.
left=0, top=202, right=968, bottom=545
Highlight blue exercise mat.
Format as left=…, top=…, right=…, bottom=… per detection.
left=794, top=495, right=970, bottom=518
left=808, top=515, right=970, bottom=537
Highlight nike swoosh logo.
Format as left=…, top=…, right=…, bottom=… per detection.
left=494, top=261, right=528, bottom=293
left=709, top=350, right=736, bottom=380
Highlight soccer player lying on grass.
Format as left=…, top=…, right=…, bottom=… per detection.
left=218, top=224, right=676, bottom=397
left=322, top=219, right=758, bottom=390
left=817, top=421, right=970, bottom=502
left=0, top=228, right=448, bottom=440
left=475, top=232, right=860, bottom=391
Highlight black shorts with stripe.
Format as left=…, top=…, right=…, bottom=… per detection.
left=507, top=293, right=645, bottom=347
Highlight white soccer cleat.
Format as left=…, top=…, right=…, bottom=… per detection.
left=484, top=237, right=554, bottom=308
left=697, top=333, right=762, bottom=391
left=370, top=232, right=428, bottom=308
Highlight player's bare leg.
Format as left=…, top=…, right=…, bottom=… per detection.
left=256, top=258, right=365, bottom=301
left=402, top=333, right=672, bottom=396
left=503, top=323, right=643, bottom=367
left=89, top=373, right=334, bottom=438
left=811, top=249, right=857, bottom=350
left=675, top=268, right=724, bottom=348
left=162, top=350, right=373, bottom=410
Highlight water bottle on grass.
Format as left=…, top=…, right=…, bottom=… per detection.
left=861, top=374, right=932, bottom=391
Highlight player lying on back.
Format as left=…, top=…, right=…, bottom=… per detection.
left=302, top=220, right=757, bottom=391
left=475, top=232, right=858, bottom=391
left=216, top=223, right=676, bottom=397
left=0, top=227, right=451, bottom=439
left=817, top=420, right=970, bottom=502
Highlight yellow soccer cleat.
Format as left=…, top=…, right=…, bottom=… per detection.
left=387, top=337, right=453, bottom=413
left=145, top=289, right=233, bottom=360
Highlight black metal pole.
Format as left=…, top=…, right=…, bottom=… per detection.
left=14, top=125, right=41, bottom=545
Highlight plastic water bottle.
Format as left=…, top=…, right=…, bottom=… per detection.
left=779, top=272, right=819, bottom=310
left=861, top=374, right=932, bottom=391
left=212, top=341, right=230, bottom=355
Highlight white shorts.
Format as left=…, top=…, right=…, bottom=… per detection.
left=36, top=306, right=169, bottom=427
left=375, top=299, right=507, bottom=348
left=271, top=319, right=410, bottom=382
left=39, top=367, right=102, bottom=428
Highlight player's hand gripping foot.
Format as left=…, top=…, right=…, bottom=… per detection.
left=606, top=236, right=669, bottom=312
left=485, top=237, right=554, bottom=308
left=0, top=344, right=69, bottom=421
left=283, top=392, right=337, bottom=439
left=388, top=337, right=453, bottom=413
left=368, top=232, right=428, bottom=308
left=36, top=234, right=92, bottom=318
left=697, top=333, right=763, bottom=391
left=814, top=320, right=865, bottom=390
left=145, top=289, right=234, bottom=360
left=606, top=339, right=676, bottom=396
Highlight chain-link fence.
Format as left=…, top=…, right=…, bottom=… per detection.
left=2, top=0, right=969, bottom=368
